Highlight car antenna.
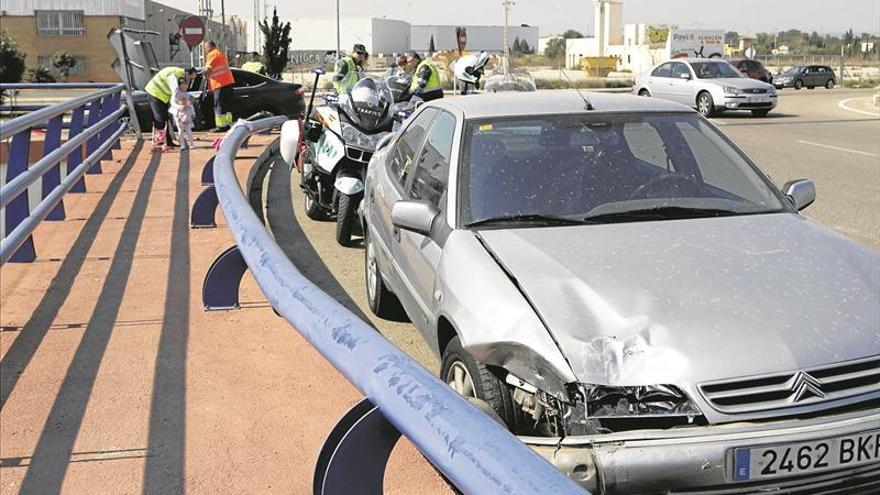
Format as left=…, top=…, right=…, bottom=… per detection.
left=560, top=68, right=594, bottom=110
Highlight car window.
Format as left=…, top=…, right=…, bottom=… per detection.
left=410, top=111, right=456, bottom=210
left=624, top=122, right=672, bottom=170
left=692, top=61, right=740, bottom=79
left=671, top=63, right=691, bottom=78
left=651, top=62, right=673, bottom=78
left=233, top=70, right=267, bottom=88
left=389, top=108, right=438, bottom=186
left=816, top=67, right=826, bottom=73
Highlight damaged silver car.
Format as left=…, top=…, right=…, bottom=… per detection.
left=361, top=91, right=880, bottom=493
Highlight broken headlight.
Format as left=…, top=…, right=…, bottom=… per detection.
left=586, top=384, right=703, bottom=420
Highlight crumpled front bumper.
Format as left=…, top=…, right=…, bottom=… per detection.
left=523, top=410, right=880, bottom=494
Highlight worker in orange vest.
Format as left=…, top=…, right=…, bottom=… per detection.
left=202, top=40, right=236, bottom=132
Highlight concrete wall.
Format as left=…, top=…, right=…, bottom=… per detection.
left=289, top=18, right=410, bottom=55
left=0, top=14, right=124, bottom=82
left=410, top=25, right=539, bottom=53
left=1, top=0, right=144, bottom=19
left=371, top=18, right=410, bottom=55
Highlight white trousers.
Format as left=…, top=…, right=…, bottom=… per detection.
left=173, top=115, right=194, bottom=148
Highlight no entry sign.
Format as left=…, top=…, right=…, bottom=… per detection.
left=179, top=16, right=205, bottom=48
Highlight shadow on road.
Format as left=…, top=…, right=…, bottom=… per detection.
left=19, top=147, right=161, bottom=494
left=0, top=141, right=144, bottom=412
left=264, top=154, right=372, bottom=323
left=142, top=149, right=190, bottom=494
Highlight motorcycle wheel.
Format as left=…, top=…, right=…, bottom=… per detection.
left=301, top=166, right=328, bottom=221
left=335, top=192, right=361, bottom=246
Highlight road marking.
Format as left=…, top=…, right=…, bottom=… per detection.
left=837, top=97, right=880, bottom=117
left=796, top=140, right=879, bottom=158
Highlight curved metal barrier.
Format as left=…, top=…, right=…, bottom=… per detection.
left=200, top=117, right=588, bottom=494
left=0, top=83, right=130, bottom=264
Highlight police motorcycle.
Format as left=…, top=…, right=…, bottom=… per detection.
left=293, top=67, right=398, bottom=246
left=383, top=71, right=424, bottom=128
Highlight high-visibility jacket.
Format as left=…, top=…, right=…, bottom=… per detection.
left=411, top=59, right=441, bottom=93
left=145, top=67, right=185, bottom=104
left=205, top=48, right=234, bottom=90
left=241, top=61, right=265, bottom=75
left=333, top=56, right=359, bottom=93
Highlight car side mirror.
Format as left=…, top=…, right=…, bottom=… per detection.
left=679, top=72, right=691, bottom=80
left=782, top=179, right=816, bottom=211
left=391, top=200, right=438, bottom=236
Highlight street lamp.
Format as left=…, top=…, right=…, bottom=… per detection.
left=336, top=0, right=341, bottom=61
left=502, top=0, right=515, bottom=75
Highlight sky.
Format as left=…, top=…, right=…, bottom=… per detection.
left=210, top=0, right=880, bottom=46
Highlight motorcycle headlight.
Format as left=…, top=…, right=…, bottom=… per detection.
left=723, top=86, right=743, bottom=95
left=585, top=384, right=702, bottom=420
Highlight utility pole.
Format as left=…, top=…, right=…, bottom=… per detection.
left=253, top=0, right=261, bottom=53
left=220, top=0, right=226, bottom=54
left=336, top=0, right=341, bottom=61
left=502, top=0, right=514, bottom=74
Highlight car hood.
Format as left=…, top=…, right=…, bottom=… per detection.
left=477, top=213, right=880, bottom=388
left=701, top=77, right=771, bottom=89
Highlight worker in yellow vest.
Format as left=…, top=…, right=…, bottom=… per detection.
left=144, top=66, right=197, bottom=150
left=241, top=52, right=266, bottom=75
left=202, top=40, right=236, bottom=132
left=408, top=51, right=443, bottom=101
left=332, top=44, right=368, bottom=93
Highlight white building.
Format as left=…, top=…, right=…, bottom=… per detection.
left=411, top=24, right=539, bottom=53
left=289, top=17, right=411, bottom=55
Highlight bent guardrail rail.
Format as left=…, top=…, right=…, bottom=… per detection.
left=0, top=83, right=132, bottom=264
left=196, top=117, right=587, bottom=494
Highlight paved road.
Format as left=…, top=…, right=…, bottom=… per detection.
left=272, top=87, right=879, bottom=372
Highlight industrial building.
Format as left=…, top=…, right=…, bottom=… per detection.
left=288, top=17, right=539, bottom=59
left=0, top=0, right=245, bottom=82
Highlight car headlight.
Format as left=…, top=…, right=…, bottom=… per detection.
left=769, top=87, right=778, bottom=96
left=585, top=384, right=702, bottom=419
left=723, top=86, right=743, bottom=95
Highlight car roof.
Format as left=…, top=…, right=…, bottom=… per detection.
left=425, top=90, right=694, bottom=119
left=673, top=58, right=731, bottom=64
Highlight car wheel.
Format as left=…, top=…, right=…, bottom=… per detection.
left=751, top=109, right=770, bottom=117
left=697, top=91, right=716, bottom=118
left=794, top=79, right=804, bottom=89
left=364, top=228, right=408, bottom=321
left=441, top=336, right=525, bottom=433
left=638, top=89, right=650, bottom=97
left=825, top=79, right=835, bottom=89
left=335, top=192, right=361, bottom=246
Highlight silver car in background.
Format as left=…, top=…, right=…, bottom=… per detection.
left=634, top=58, right=779, bottom=117
left=361, top=91, right=879, bottom=493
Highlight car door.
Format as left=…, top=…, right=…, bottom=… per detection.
left=395, top=110, right=457, bottom=330
left=667, top=62, right=696, bottom=105
left=648, top=62, right=674, bottom=99
left=230, top=69, right=268, bottom=117
left=369, top=107, right=438, bottom=316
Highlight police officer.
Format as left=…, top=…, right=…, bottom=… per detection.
left=408, top=51, right=443, bottom=101
left=202, top=40, right=236, bottom=132
left=241, top=52, right=266, bottom=75
left=144, top=66, right=197, bottom=149
left=332, top=44, right=368, bottom=93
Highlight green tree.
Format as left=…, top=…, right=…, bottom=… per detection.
left=511, top=37, right=521, bottom=54
left=647, top=26, right=669, bottom=44
left=428, top=35, right=436, bottom=52
left=561, top=29, right=584, bottom=39
left=725, top=31, right=740, bottom=45
left=520, top=39, right=532, bottom=54
left=0, top=30, right=27, bottom=84
left=25, top=66, right=55, bottom=83
left=544, top=37, right=566, bottom=59
left=51, top=51, right=77, bottom=81
left=259, top=7, right=292, bottom=79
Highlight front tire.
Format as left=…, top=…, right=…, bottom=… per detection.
left=825, top=79, right=835, bottom=89
left=364, top=228, right=408, bottom=321
left=697, top=91, right=716, bottom=117
left=440, top=337, right=525, bottom=433
left=335, top=192, right=361, bottom=246
left=794, top=79, right=804, bottom=89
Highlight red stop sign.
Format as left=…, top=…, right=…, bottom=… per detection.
left=179, top=16, right=205, bottom=49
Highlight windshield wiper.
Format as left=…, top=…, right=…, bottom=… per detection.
left=466, top=213, right=586, bottom=229
left=582, top=206, right=741, bottom=224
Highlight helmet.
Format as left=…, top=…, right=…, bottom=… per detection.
left=453, top=51, right=489, bottom=85
left=396, top=55, right=408, bottom=67
left=385, top=72, right=414, bottom=103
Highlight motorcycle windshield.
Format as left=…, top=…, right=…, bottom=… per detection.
left=342, top=78, right=393, bottom=132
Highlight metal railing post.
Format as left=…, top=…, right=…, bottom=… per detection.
left=41, top=114, right=66, bottom=220
left=98, top=93, right=120, bottom=161
left=84, top=98, right=103, bottom=174
left=67, top=105, right=87, bottom=193
left=4, top=130, right=37, bottom=263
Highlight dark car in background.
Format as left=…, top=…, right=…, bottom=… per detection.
left=132, top=68, right=305, bottom=131
left=774, top=65, right=837, bottom=90
left=728, top=58, right=773, bottom=83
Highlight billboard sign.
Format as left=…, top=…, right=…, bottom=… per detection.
left=668, top=29, right=724, bottom=59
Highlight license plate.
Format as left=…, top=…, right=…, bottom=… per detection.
left=732, top=430, right=880, bottom=481
left=749, top=95, right=769, bottom=103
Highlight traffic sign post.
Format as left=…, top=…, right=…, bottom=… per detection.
left=179, top=15, right=205, bottom=66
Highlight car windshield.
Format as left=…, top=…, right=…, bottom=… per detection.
left=459, top=113, right=789, bottom=227
left=691, top=61, right=742, bottom=79
left=781, top=66, right=804, bottom=75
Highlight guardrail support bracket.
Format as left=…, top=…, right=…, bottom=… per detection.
left=190, top=185, right=218, bottom=228
left=201, top=156, right=216, bottom=185
left=313, top=398, right=401, bottom=495
left=202, top=245, right=247, bottom=310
